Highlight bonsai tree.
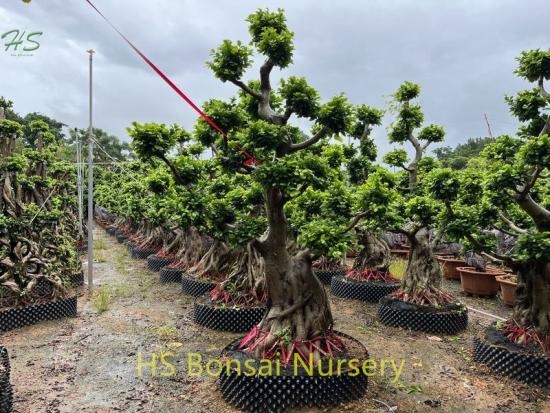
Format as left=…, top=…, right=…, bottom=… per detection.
left=345, top=105, right=393, bottom=273
left=127, top=120, right=268, bottom=303
left=350, top=81, right=452, bottom=305
left=0, top=103, right=82, bottom=307
left=206, top=8, right=359, bottom=360
left=429, top=49, right=550, bottom=349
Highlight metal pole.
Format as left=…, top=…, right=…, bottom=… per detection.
left=87, top=49, right=95, bottom=290
left=77, top=131, right=83, bottom=235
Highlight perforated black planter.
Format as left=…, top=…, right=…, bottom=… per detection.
left=314, top=269, right=346, bottom=285
left=77, top=244, right=88, bottom=254
left=378, top=296, right=468, bottom=335
left=125, top=241, right=136, bottom=254
left=331, top=276, right=400, bottom=303
left=131, top=246, right=158, bottom=259
left=0, top=346, right=12, bottom=413
left=106, top=227, right=117, bottom=236
left=0, top=296, right=77, bottom=332
left=147, top=254, right=176, bottom=271
left=218, top=332, right=369, bottom=413
left=67, top=272, right=84, bottom=286
left=159, top=267, right=183, bottom=283
left=181, top=275, right=215, bottom=297
left=473, top=326, right=549, bottom=387
left=193, top=296, right=266, bottom=332
left=115, top=231, right=128, bottom=244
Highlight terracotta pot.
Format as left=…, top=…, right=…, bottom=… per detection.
left=457, top=267, right=506, bottom=296
left=437, top=256, right=466, bottom=280
left=495, top=275, right=517, bottom=306
left=390, top=249, right=410, bottom=259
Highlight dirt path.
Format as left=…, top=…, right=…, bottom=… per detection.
left=1, top=226, right=549, bottom=413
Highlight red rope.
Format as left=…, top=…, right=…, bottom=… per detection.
left=84, top=0, right=258, bottom=165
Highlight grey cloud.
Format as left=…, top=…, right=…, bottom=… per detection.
left=0, top=0, right=548, bottom=158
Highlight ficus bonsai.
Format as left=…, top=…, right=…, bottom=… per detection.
left=428, top=49, right=550, bottom=351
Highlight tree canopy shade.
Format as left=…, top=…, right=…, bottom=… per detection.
left=429, top=48, right=550, bottom=341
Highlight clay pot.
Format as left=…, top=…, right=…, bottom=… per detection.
left=390, top=249, right=410, bottom=259
left=495, top=274, right=517, bottom=306
left=437, top=256, right=466, bottom=280
left=457, top=267, right=506, bottom=296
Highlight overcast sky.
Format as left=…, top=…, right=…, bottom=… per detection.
left=1, top=0, right=548, bottom=157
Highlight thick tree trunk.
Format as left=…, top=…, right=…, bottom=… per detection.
left=249, top=188, right=333, bottom=361
left=353, top=230, right=391, bottom=272
left=223, top=241, right=265, bottom=294
left=514, top=261, right=550, bottom=334
left=401, top=228, right=443, bottom=294
left=188, top=239, right=231, bottom=279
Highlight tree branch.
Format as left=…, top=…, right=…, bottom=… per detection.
left=289, top=126, right=329, bottom=152
left=513, top=193, right=550, bottom=231
left=344, top=212, right=368, bottom=233
left=539, top=76, right=550, bottom=99
left=230, top=79, right=261, bottom=99
left=465, top=233, right=510, bottom=263
left=498, top=212, right=527, bottom=234
left=260, top=58, right=274, bottom=97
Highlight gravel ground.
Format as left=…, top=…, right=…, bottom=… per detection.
left=1, top=226, right=548, bottom=413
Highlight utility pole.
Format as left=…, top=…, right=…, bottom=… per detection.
left=484, top=113, right=494, bottom=140
left=76, top=129, right=83, bottom=235
left=87, top=49, right=95, bottom=290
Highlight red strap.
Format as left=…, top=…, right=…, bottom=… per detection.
left=84, top=0, right=258, bottom=164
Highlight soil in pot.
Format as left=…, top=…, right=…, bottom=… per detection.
left=436, top=256, right=466, bottom=280
left=458, top=266, right=506, bottom=296
left=495, top=274, right=517, bottom=306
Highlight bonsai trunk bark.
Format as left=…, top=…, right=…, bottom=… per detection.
left=253, top=188, right=333, bottom=361
left=514, top=261, right=550, bottom=334
left=188, top=239, right=231, bottom=279
left=353, top=230, right=391, bottom=272
left=223, top=241, right=265, bottom=295
left=401, top=228, right=443, bottom=294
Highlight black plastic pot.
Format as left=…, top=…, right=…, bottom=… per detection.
left=193, top=296, right=266, bottom=332
left=331, top=275, right=400, bottom=303
left=218, top=331, right=369, bottom=413
left=125, top=241, right=135, bottom=254
left=473, top=326, right=549, bottom=387
left=147, top=254, right=176, bottom=271
left=181, top=275, right=215, bottom=297
left=0, top=346, right=12, bottom=413
left=115, top=230, right=128, bottom=244
left=67, top=272, right=84, bottom=286
left=131, top=246, right=158, bottom=259
left=159, top=267, right=183, bottom=283
left=77, top=244, right=88, bottom=254
left=106, top=227, right=117, bottom=236
left=0, top=296, right=77, bottom=332
left=313, top=269, right=346, bottom=285
left=378, top=296, right=468, bottom=335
